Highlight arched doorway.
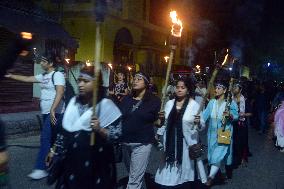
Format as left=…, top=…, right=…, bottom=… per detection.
left=113, top=27, right=134, bottom=67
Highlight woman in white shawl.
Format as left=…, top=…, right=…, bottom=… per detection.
left=46, top=66, right=122, bottom=189
left=155, top=78, right=208, bottom=188
left=274, top=100, right=284, bottom=152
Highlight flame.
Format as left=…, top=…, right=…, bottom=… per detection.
left=221, top=49, right=229, bottom=66
left=195, top=65, right=201, bottom=73
left=108, top=63, right=113, bottom=70
left=164, top=56, right=169, bottom=63
left=170, top=11, right=183, bottom=37
left=20, top=32, right=32, bottom=40
left=86, top=60, right=92, bottom=67
left=65, top=58, right=70, bottom=64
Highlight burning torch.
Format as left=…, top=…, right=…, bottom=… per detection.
left=160, top=10, right=183, bottom=111
left=192, top=49, right=230, bottom=130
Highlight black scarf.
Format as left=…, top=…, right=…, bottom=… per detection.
left=165, top=97, right=189, bottom=165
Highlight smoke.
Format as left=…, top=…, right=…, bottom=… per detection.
left=186, top=0, right=265, bottom=67
left=230, top=38, right=244, bottom=62
left=229, top=0, right=265, bottom=64
left=188, top=19, right=217, bottom=66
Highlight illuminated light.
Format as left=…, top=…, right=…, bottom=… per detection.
left=19, top=50, right=29, bottom=56
left=86, top=60, right=92, bottom=67
left=164, top=56, right=170, bottom=63
left=170, top=11, right=183, bottom=37
left=229, top=67, right=232, bottom=71
left=108, top=63, right=113, bottom=70
left=164, top=40, right=167, bottom=46
left=65, top=58, right=70, bottom=64
left=127, top=66, right=132, bottom=71
left=221, top=49, right=229, bottom=66
left=195, top=65, right=201, bottom=74
left=267, top=63, right=271, bottom=67
left=20, top=32, right=32, bottom=40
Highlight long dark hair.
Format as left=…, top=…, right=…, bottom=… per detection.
left=174, top=78, right=195, bottom=99
left=131, top=71, right=152, bottom=101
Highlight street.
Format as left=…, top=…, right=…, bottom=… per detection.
left=7, top=127, right=284, bottom=189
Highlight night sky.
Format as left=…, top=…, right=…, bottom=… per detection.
left=180, top=0, right=284, bottom=77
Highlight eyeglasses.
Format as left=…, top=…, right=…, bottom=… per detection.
left=133, top=76, right=144, bottom=81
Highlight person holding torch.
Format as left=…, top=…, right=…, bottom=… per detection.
left=202, top=81, right=238, bottom=186
left=155, top=78, right=208, bottom=188
left=46, top=66, right=122, bottom=189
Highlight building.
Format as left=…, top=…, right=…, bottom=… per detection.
left=42, top=0, right=192, bottom=90
left=0, top=0, right=77, bottom=113
left=0, top=0, right=192, bottom=113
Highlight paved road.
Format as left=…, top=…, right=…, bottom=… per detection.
left=7, top=127, right=284, bottom=189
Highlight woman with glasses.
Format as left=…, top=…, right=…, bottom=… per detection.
left=119, top=72, right=161, bottom=189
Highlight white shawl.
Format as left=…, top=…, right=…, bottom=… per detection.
left=62, top=97, right=122, bottom=132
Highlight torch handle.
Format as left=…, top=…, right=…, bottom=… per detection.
left=196, top=67, right=219, bottom=114
left=160, top=46, right=176, bottom=111
left=191, top=66, right=220, bottom=130
left=90, top=22, right=102, bottom=146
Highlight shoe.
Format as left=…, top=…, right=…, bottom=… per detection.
left=205, top=177, right=213, bottom=187
left=27, top=169, right=48, bottom=180
left=241, top=160, right=248, bottom=167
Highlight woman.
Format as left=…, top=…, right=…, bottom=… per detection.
left=274, top=100, right=284, bottom=152
left=155, top=79, right=207, bottom=189
left=109, top=72, right=129, bottom=104
left=203, top=81, right=238, bottom=186
left=119, top=72, right=161, bottom=189
left=46, top=66, right=122, bottom=189
left=232, top=82, right=252, bottom=168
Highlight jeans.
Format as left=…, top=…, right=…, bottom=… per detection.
left=34, top=113, right=63, bottom=170
left=122, top=143, right=152, bottom=189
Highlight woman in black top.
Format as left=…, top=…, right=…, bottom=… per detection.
left=120, top=72, right=161, bottom=189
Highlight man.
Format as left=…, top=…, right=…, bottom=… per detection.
left=5, top=55, right=65, bottom=180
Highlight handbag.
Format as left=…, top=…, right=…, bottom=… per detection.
left=47, top=152, right=65, bottom=185
left=188, top=143, right=205, bottom=160
left=217, top=128, right=231, bottom=145
left=47, top=134, right=66, bottom=185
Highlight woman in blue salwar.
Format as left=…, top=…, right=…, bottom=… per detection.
left=202, top=81, right=238, bottom=187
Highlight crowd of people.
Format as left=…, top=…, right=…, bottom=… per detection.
left=2, top=54, right=284, bottom=189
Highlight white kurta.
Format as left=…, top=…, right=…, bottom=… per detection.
left=155, top=99, right=207, bottom=186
